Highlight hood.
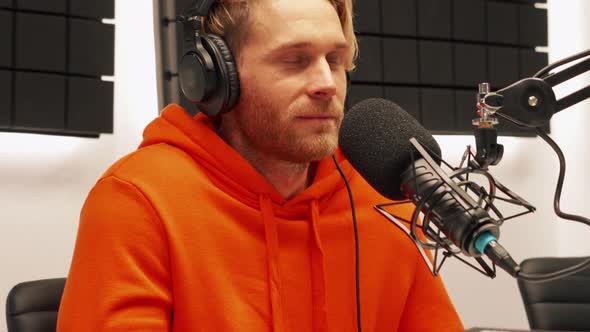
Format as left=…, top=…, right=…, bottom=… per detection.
left=139, top=104, right=354, bottom=216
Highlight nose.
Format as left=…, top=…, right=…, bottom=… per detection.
left=306, top=59, right=338, bottom=101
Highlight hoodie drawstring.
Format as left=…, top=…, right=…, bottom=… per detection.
left=259, top=195, right=287, bottom=332
left=259, top=196, right=329, bottom=332
left=310, top=200, right=329, bottom=332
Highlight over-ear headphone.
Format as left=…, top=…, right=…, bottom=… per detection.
left=178, top=0, right=240, bottom=117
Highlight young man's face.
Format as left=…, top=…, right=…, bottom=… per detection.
left=224, top=0, right=348, bottom=163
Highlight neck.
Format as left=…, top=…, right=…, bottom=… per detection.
left=218, top=126, right=315, bottom=200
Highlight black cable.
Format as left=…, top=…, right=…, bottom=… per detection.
left=517, top=255, right=590, bottom=282
left=332, top=155, right=362, bottom=332
left=534, top=127, right=590, bottom=226
left=534, top=48, right=590, bottom=79
left=511, top=128, right=590, bottom=282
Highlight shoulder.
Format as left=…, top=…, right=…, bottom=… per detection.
left=95, top=143, right=212, bottom=197
left=102, top=143, right=200, bottom=181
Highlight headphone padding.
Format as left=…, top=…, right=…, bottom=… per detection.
left=207, top=35, right=240, bottom=112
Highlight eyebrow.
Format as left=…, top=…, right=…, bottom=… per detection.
left=269, top=41, right=349, bottom=54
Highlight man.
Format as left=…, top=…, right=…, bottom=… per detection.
left=57, top=0, right=463, bottom=331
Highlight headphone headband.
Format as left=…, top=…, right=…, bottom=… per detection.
left=183, top=0, right=216, bottom=18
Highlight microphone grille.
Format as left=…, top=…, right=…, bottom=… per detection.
left=339, top=98, right=441, bottom=200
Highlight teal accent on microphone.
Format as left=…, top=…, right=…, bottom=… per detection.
left=475, top=232, right=497, bottom=254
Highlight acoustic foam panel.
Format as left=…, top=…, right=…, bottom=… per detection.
left=453, top=0, right=485, bottom=42
left=69, top=19, right=115, bottom=76
left=381, top=0, right=416, bottom=36
left=355, top=0, right=380, bottom=33
left=487, top=2, right=519, bottom=45
left=69, top=0, right=115, bottom=19
left=0, top=70, right=11, bottom=127
left=519, top=5, right=548, bottom=47
left=418, top=0, right=451, bottom=39
left=16, top=0, right=66, bottom=14
left=68, top=77, right=113, bottom=133
left=421, top=88, right=455, bottom=132
left=15, top=13, right=66, bottom=72
left=384, top=86, right=421, bottom=122
left=347, top=84, right=384, bottom=110
left=520, top=49, right=548, bottom=78
left=488, top=46, right=520, bottom=88
left=350, top=36, right=383, bottom=82
left=455, top=90, right=478, bottom=131
left=454, top=43, right=487, bottom=87
left=14, top=72, right=65, bottom=130
left=0, top=10, right=12, bottom=67
left=419, top=41, right=453, bottom=86
left=383, top=38, right=419, bottom=84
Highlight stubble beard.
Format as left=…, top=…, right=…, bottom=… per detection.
left=232, top=94, right=343, bottom=164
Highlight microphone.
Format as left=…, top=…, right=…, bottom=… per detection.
left=339, top=98, right=520, bottom=277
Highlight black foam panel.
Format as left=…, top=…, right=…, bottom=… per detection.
left=520, top=49, right=548, bottom=78
left=453, top=0, right=485, bottom=42
left=455, top=90, right=478, bottom=131
left=69, top=19, right=115, bottom=76
left=381, top=0, right=417, bottom=36
left=418, top=0, right=451, bottom=39
left=16, top=0, right=66, bottom=14
left=421, top=88, right=456, bottom=132
left=383, top=38, right=418, bottom=84
left=347, top=84, right=384, bottom=110
left=69, top=0, right=115, bottom=19
left=384, top=86, right=421, bottom=122
left=487, top=2, right=519, bottom=45
left=14, top=72, right=65, bottom=130
left=454, top=43, right=487, bottom=87
left=16, top=13, right=66, bottom=72
left=0, top=70, right=11, bottom=127
left=355, top=0, right=381, bottom=33
left=419, top=41, right=453, bottom=86
left=519, top=5, right=548, bottom=47
left=350, top=36, right=383, bottom=82
left=68, top=77, right=113, bottom=133
left=488, top=46, right=520, bottom=88
left=0, top=10, right=12, bottom=67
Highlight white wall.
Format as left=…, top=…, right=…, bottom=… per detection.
left=0, top=1, right=158, bottom=331
left=1, top=1, right=589, bottom=331
left=443, top=0, right=590, bottom=329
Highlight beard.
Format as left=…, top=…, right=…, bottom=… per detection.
left=224, top=89, right=344, bottom=163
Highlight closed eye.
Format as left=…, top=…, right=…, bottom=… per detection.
left=327, top=52, right=345, bottom=69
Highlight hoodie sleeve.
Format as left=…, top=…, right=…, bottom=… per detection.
left=57, top=176, right=172, bottom=331
left=396, top=253, right=464, bottom=332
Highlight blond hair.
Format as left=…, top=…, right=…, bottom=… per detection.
left=204, top=0, right=358, bottom=71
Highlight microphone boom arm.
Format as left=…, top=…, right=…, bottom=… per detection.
left=485, top=49, right=590, bottom=128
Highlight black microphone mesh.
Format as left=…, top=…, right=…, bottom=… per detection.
left=339, top=98, right=441, bottom=200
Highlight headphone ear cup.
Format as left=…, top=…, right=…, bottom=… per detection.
left=205, top=35, right=240, bottom=114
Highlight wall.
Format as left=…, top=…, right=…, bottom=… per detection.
left=1, top=0, right=589, bottom=331
left=0, top=1, right=158, bottom=330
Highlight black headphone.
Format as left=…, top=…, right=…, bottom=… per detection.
left=178, top=0, right=240, bottom=117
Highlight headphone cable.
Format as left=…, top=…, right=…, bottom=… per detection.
left=332, top=155, right=362, bottom=332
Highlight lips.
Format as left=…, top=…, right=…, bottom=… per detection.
left=298, top=115, right=337, bottom=119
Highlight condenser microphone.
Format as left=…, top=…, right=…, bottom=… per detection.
left=339, top=98, right=520, bottom=276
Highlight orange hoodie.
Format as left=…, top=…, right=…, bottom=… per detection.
left=57, top=104, right=463, bottom=331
